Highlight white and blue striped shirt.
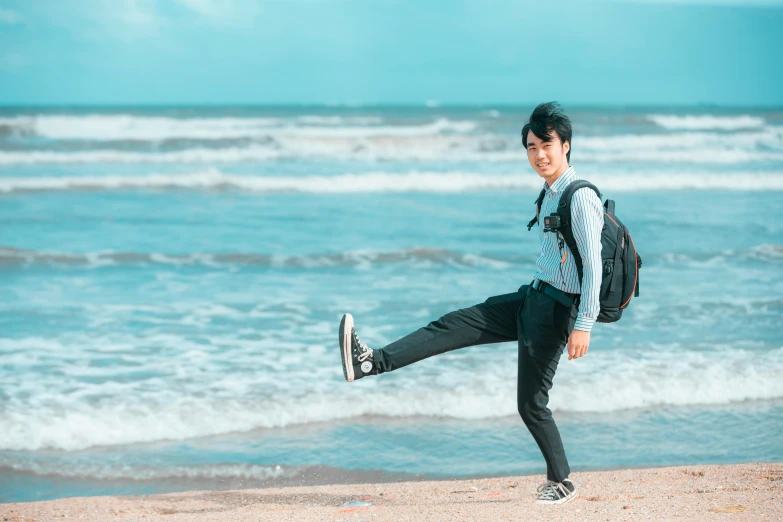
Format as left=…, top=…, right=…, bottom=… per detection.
left=532, top=166, right=603, bottom=332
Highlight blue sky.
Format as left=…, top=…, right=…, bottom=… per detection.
left=0, top=0, right=781, bottom=106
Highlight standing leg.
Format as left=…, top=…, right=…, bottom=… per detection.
left=373, top=289, right=525, bottom=373
left=517, top=286, right=578, bottom=483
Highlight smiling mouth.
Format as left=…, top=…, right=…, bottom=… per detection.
left=537, top=162, right=550, bottom=168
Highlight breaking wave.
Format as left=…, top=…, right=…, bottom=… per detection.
left=0, top=461, right=296, bottom=482
left=0, top=246, right=517, bottom=270
left=647, top=114, right=768, bottom=131
left=0, top=114, right=472, bottom=141
left=3, top=244, right=780, bottom=271
left=2, top=169, right=783, bottom=194
left=1, top=132, right=781, bottom=165
left=1, top=339, right=781, bottom=451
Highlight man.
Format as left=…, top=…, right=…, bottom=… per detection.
left=338, top=102, right=604, bottom=505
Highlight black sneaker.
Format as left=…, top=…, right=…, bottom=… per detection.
left=533, top=478, right=577, bottom=505
left=339, top=313, right=377, bottom=382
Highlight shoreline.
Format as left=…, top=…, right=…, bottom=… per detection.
left=2, top=462, right=781, bottom=521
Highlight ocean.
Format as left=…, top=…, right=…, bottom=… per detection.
left=1, top=106, right=782, bottom=503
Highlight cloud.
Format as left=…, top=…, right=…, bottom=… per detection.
left=173, top=0, right=263, bottom=25
left=0, top=52, right=28, bottom=70
left=80, top=0, right=163, bottom=43
left=111, top=0, right=161, bottom=27
left=0, top=8, right=23, bottom=24
left=175, top=0, right=222, bottom=17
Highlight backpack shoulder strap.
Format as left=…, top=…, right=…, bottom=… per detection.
left=558, top=180, right=601, bottom=283
left=526, top=188, right=548, bottom=231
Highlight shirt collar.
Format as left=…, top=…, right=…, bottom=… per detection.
left=544, top=166, right=577, bottom=194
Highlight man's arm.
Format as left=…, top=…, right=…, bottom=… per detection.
left=567, top=187, right=604, bottom=358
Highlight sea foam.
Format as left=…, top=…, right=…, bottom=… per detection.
left=0, top=114, right=472, bottom=141
left=647, top=114, right=767, bottom=131
left=1, top=169, right=783, bottom=193
left=1, top=335, right=781, bottom=452
left=2, top=245, right=780, bottom=270
left=0, top=246, right=517, bottom=270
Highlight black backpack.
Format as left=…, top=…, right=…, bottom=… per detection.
left=527, top=180, right=642, bottom=323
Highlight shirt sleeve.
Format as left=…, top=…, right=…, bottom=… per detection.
left=570, top=187, right=604, bottom=332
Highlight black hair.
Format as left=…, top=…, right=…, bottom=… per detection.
left=521, top=102, right=572, bottom=162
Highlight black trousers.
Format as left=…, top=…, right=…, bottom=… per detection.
left=374, top=284, right=579, bottom=483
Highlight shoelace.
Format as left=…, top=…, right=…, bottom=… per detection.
left=536, top=480, right=571, bottom=501
left=352, top=330, right=373, bottom=361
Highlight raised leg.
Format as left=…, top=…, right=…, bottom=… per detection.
left=373, top=290, right=525, bottom=373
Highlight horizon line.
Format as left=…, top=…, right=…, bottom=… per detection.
left=1, top=102, right=782, bottom=110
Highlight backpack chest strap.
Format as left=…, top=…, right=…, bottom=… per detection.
left=531, top=180, right=601, bottom=284
left=527, top=188, right=547, bottom=231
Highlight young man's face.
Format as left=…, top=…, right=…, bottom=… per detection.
left=525, top=130, right=570, bottom=182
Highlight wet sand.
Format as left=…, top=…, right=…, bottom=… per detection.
left=2, top=462, right=781, bottom=521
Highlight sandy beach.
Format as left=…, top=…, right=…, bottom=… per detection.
left=2, top=462, right=780, bottom=521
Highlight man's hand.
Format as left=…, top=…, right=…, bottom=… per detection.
left=567, top=330, right=590, bottom=360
